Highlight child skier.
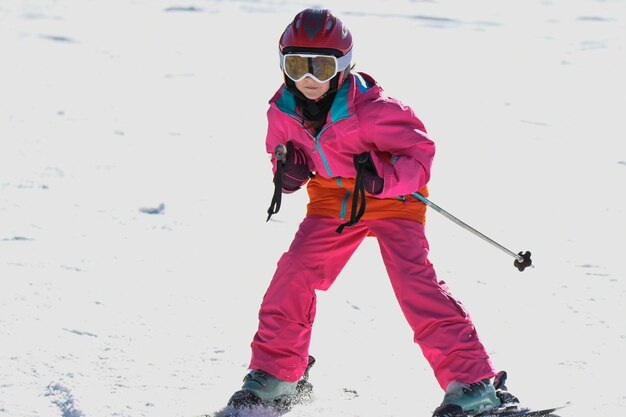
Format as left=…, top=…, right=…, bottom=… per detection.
left=228, top=8, right=518, bottom=417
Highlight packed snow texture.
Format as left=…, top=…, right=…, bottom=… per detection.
left=1, top=1, right=625, bottom=417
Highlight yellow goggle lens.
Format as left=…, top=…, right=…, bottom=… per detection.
left=283, top=55, right=338, bottom=83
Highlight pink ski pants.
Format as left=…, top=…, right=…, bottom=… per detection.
left=249, top=216, right=496, bottom=389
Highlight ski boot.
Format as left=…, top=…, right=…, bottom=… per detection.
left=432, top=379, right=501, bottom=417
left=226, top=356, right=315, bottom=413
left=432, top=371, right=519, bottom=417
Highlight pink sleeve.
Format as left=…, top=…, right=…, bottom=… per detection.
left=363, top=98, right=435, bottom=198
left=265, top=107, right=285, bottom=175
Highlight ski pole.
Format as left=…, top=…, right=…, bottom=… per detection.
left=411, top=192, right=533, bottom=271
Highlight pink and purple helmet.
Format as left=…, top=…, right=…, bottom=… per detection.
left=279, top=9, right=353, bottom=90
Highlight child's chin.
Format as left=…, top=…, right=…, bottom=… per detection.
left=304, top=92, right=321, bottom=100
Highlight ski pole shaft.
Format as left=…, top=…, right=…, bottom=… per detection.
left=412, top=192, right=533, bottom=271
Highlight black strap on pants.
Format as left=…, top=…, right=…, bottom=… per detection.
left=335, top=154, right=368, bottom=234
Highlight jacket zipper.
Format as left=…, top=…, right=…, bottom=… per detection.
left=281, top=105, right=354, bottom=220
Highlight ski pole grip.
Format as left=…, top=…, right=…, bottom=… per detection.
left=275, top=144, right=287, bottom=164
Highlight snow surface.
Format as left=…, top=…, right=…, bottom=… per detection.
left=1, top=1, right=625, bottom=417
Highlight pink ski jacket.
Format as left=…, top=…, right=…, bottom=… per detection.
left=265, top=72, right=435, bottom=223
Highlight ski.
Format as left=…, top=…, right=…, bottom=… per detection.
left=473, top=402, right=570, bottom=417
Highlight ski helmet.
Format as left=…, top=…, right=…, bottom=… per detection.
left=279, top=9, right=353, bottom=91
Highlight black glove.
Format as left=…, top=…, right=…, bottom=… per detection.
left=354, top=152, right=384, bottom=195
left=281, top=141, right=310, bottom=192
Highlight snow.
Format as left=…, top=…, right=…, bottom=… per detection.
left=1, top=1, right=625, bottom=416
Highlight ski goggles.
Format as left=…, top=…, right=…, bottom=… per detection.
left=280, top=50, right=352, bottom=83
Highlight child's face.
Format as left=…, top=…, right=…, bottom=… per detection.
left=295, top=77, right=330, bottom=101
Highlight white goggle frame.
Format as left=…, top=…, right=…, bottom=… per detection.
left=279, top=50, right=353, bottom=83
